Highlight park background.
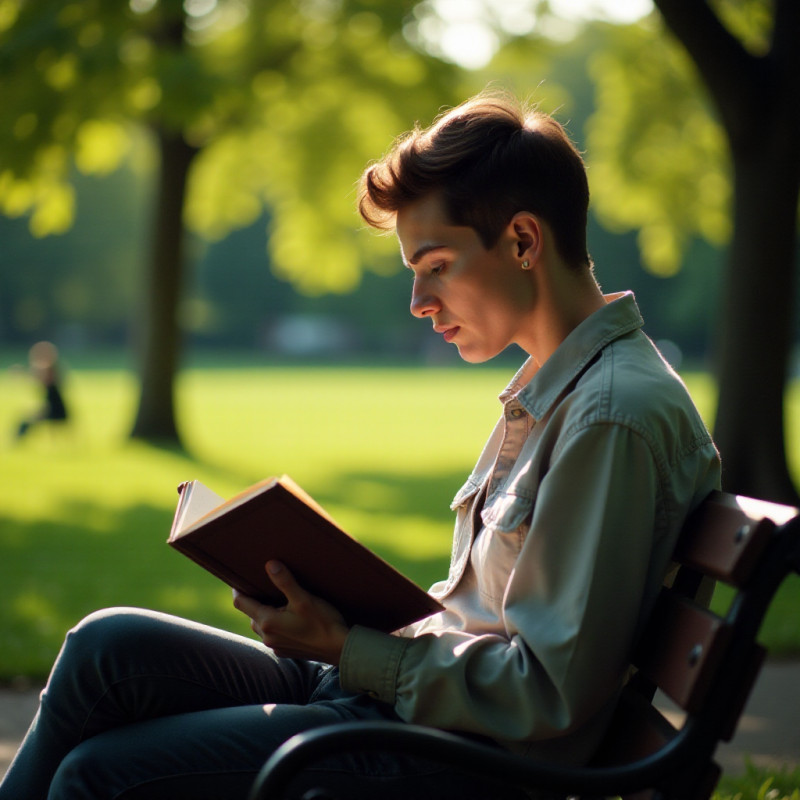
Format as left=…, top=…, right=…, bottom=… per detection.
left=1, top=1, right=799, bottom=796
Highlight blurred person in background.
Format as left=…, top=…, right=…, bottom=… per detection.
left=14, top=341, right=68, bottom=440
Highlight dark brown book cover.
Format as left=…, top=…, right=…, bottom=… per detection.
left=167, top=475, right=444, bottom=633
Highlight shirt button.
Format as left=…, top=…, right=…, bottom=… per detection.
left=509, top=408, right=524, bottom=418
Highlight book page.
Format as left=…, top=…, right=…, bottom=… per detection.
left=172, top=482, right=225, bottom=537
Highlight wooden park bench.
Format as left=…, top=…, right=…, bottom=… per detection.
left=248, top=490, right=800, bottom=800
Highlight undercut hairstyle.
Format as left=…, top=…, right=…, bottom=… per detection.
left=358, top=91, right=592, bottom=269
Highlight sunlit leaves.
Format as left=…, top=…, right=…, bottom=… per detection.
left=43, top=52, right=79, bottom=90
left=271, top=202, right=363, bottom=294
left=586, top=22, right=731, bottom=275
left=186, top=133, right=271, bottom=239
left=29, top=182, right=75, bottom=236
left=0, top=172, right=75, bottom=236
left=0, top=0, right=460, bottom=292
left=711, top=0, right=771, bottom=55
left=75, top=120, right=129, bottom=173
left=0, top=142, right=75, bottom=236
left=0, top=172, right=36, bottom=216
left=0, top=0, right=19, bottom=32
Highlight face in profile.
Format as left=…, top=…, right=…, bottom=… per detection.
left=397, top=194, right=538, bottom=363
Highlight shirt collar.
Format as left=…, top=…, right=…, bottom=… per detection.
left=500, top=291, right=644, bottom=420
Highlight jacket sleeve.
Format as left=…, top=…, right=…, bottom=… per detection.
left=340, top=422, right=694, bottom=744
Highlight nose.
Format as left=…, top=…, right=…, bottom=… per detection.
left=410, top=277, right=441, bottom=319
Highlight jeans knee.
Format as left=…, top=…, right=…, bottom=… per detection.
left=50, top=607, right=164, bottom=700
left=49, top=739, right=113, bottom=800
left=70, top=607, right=151, bottom=640
left=65, top=607, right=155, bottom=661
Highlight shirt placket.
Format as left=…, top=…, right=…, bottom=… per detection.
left=487, top=399, right=531, bottom=498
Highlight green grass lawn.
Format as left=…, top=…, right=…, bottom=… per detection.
left=1, top=361, right=799, bottom=682
left=716, top=764, right=800, bottom=800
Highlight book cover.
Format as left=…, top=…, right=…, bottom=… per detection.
left=168, top=475, right=444, bottom=633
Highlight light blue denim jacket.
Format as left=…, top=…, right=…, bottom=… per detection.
left=340, top=292, right=721, bottom=763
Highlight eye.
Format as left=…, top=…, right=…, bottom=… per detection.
left=431, top=262, right=446, bottom=277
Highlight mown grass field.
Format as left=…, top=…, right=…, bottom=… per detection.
left=1, top=360, right=799, bottom=682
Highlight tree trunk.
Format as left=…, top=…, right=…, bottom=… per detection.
left=130, top=128, right=197, bottom=446
left=714, top=123, right=800, bottom=503
left=654, top=0, right=800, bottom=503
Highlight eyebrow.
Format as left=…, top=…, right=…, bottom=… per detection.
left=406, top=244, right=449, bottom=267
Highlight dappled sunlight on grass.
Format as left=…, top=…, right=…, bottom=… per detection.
left=1, top=362, right=798, bottom=681
left=338, top=477, right=405, bottom=514
left=156, top=586, right=214, bottom=617
left=11, top=592, right=62, bottom=639
left=0, top=363, right=502, bottom=679
left=178, top=366, right=506, bottom=479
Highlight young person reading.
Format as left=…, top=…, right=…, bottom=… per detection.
left=0, top=90, right=720, bottom=800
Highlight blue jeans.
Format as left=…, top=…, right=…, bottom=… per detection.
left=0, top=608, right=529, bottom=800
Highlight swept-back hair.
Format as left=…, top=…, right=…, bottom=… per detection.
left=358, top=91, right=591, bottom=268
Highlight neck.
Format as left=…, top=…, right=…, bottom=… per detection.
left=518, top=260, right=605, bottom=366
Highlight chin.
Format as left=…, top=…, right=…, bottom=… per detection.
left=456, top=345, right=499, bottom=364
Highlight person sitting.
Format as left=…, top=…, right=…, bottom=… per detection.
left=15, top=341, right=69, bottom=440
left=0, top=90, right=720, bottom=800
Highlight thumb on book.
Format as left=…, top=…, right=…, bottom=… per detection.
left=265, top=560, right=296, bottom=601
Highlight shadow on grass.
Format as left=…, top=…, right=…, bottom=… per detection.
left=0, top=501, right=237, bottom=681
left=0, top=465, right=466, bottom=681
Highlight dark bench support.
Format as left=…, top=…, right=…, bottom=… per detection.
left=248, top=491, right=800, bottom=800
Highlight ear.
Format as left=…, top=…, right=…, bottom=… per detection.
left=508, top=212, right=542, bottom=264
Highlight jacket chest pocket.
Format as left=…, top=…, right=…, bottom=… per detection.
left=431, top=478, right=484, bottom=597
left=472, top=491, right=534, bottom=604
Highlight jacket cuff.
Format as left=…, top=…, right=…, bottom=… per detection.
left=339, top=625, right=410, bottom=705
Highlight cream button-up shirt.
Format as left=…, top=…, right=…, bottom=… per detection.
left=340, top=292, right=721, bottom=764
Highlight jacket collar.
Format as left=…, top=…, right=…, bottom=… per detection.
left=500, top=292, right=644, bottom=421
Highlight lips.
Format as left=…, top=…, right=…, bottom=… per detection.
left=433, top=322, right=459, bottom=342
left=441, top=326, right=459, bottom=343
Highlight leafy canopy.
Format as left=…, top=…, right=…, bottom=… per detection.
left=0, top=0, right=460, bottom=292
left=584, top=0, right=777, bottom=275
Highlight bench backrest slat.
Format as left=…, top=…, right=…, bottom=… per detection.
left=633, top=593, right=732, bottom=713
left=675, top=493, right=779, bottom=585
left=592, top=491, right=799, bottom=800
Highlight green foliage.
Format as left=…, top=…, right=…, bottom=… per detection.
left=715, top=762, right=800, bottom=800
left=710, top=0, right=773, bottom=56
left=585, top=20, right=731, bottom=275
left=0, top=0, right=461, bottom=293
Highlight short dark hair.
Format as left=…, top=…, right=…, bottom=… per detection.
left=358, top=91, right=592, bottom=268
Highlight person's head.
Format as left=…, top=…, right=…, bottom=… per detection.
left=358, top=90, right=591, bottom=270
left=29, top=341, right=58, bottom=370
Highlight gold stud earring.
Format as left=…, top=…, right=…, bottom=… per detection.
left=521, top=259, right=531, bottom=270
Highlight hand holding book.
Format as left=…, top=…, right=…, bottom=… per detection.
left=168, top=475, right=444, bottom=633
left=233, top=560, right=350, bottom=665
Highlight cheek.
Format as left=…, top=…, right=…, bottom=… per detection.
left=484, top=274, right=534, bottom=320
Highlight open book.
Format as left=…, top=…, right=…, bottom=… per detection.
left=168, top=475, right=444, bottom=633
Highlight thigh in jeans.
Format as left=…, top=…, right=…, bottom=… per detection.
left=0, top=607, right=328, bottom=800
left=48, top=673, right=533, bottom=800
